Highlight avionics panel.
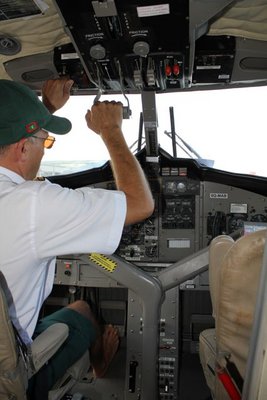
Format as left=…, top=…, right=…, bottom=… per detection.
left=202, top=181, right=267, bottom=247
left=91, top=174, right=201, bottom=265
left=51, top=155, right=267, bottom=269
left=89, top=170, right=267, bottom=268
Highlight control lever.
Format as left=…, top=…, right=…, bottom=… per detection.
left=93, top=91, right=132, bottom=119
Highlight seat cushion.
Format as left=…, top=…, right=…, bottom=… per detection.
left=209, top=235, right=234, bottom=319
left=199, top=328, right=234, bottom=400
left=48, top=351, right=90, bottom=400
left=199, top=328, right=216, bottom=398
left=28, top=307, right=94, bottom=399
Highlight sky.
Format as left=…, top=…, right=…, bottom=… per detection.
left=42, top=85, right=267, bottom=177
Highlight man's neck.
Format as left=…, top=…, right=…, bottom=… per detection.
left=0, top=165, right=25, bottom=183
left=0, top=159, right=25, bottom=179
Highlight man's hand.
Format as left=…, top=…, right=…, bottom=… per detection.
left=42, top=78, right=74, bottom=113
left=85, top=101, right=123, bottom=136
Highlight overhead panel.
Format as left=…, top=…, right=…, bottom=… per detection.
left=53, top=0, right=189, bottom=93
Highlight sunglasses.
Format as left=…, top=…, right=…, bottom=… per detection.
left=31, top=135, right=56, bottom=149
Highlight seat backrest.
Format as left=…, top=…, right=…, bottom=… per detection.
left=210, top=229, right=267, bottom=379
left=0, top=275, right=28, bottom=400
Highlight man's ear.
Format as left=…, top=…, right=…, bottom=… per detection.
left=14, top=138, right=30, bottom=161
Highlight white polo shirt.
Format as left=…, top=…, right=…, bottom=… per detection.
left=0, top=167, right=126, bottom=343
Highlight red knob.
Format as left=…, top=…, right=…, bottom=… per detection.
left=173, top=64, right=180, bottom=76
left=165, top=65, right=172, bottom=76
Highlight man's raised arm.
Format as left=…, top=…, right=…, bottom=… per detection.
left=86, top=101, right=154, bottom=225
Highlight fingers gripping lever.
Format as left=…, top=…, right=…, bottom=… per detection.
left=93, top=91, right=132, bottom=119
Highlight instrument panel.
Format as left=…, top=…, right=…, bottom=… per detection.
left=50, top=151, right=267, bottom=268
left=87, top=162, right=267, bottom=266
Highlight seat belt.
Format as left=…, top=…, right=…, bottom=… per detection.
left=216, top=357, right=243, bottom=400
left=225, top=356, right=244, bottom=394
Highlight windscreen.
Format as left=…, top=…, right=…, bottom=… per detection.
left=40, top=85, right=267, bottom=178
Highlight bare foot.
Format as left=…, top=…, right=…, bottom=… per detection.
left=92, top=324, right=119, bottom=378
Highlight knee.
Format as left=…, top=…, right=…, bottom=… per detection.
left=67, top=300, right=93, bottom=320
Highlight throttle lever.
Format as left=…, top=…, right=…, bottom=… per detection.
left=122, top=105, right=132, bottom=119
left=93, top=91, right=132, bottom=119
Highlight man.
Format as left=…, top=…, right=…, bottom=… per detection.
left=0, top=78, right=154, bottom=395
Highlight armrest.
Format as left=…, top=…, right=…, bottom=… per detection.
left=29, top=322, right=69, bottom=375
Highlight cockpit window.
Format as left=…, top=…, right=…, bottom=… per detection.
left=40, top=85, right=267, bottom=178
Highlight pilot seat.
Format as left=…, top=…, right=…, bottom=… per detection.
left=199, top=229, right=267, bottom=399
left=0, top=271, right=89, bottom=400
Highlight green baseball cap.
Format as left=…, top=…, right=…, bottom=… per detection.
left=0, top=79, right=72, bottom=145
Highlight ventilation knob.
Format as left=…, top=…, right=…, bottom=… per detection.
left=0, top=35, right=21, bottom=55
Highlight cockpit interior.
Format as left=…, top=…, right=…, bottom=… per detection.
left=1, top=1, right=267, bottom=399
